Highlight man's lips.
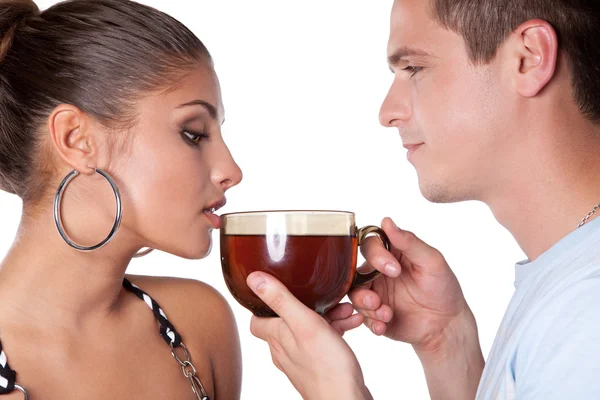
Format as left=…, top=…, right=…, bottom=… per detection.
left=403, top=142, right=424, bottom=150
left=403, top=143, right=424, bottom=162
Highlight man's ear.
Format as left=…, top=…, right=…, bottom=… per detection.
left=48, top=104, right=98, bottom=176
left=510, top=19, right=559, bottom=98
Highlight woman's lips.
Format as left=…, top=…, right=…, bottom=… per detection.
left=204, top=210, right=222, bottom=229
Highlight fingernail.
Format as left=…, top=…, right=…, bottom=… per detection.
left=364, top=295, right=374, bottom=309
left=371, top=324, right=379, bottom=335
left=247, top=273, right=267, bottom=292
left=385, top=263, right=400, bottom=277
left=376, top=308, right=389, bottom=322
left=391, top=219, right=400, bottom=230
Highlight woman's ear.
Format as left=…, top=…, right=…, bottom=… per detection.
left=48, top=104, right=98, bottom=175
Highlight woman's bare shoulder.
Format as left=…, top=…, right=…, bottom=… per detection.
left=124, top=274, right=236, bottom=337
left=124, top=275, right=242, bottom=399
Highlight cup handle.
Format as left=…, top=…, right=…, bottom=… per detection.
left=352, top=225, right=391, bottom=287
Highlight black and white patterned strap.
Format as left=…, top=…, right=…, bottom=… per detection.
left=0, top=341, right=16, bottom=395
left=123, top=279, right=209, bottom=399
left=0, top=279, right=209, bottom=400
left=122, top=278, right=182, bottom=348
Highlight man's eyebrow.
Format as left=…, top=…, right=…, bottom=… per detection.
left=387, top=46, right=433, bottom=68
left=176, top=99, right=218, bottom=120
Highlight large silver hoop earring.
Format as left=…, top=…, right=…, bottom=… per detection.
left=55, top=169, right=156, bottom=258
left=54, top=168, right=122, bottom=252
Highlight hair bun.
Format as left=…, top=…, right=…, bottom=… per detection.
left=0, top=0, right=39, bottom=63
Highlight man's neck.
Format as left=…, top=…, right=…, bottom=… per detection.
left=486, top=122, right=600, bottom=261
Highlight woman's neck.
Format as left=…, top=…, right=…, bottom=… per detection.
left=0, top=206, right=139, bottom=331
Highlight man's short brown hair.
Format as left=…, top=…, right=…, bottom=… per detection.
left=430, top=0, right=600, bottom=122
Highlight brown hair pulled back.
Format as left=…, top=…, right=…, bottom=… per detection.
left=0, top=0, right=211, bottom=201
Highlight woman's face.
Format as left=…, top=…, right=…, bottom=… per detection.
left=116, top=62, right=242, bottom=259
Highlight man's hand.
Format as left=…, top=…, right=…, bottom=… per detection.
left=327, top=217, right=484, bottom=399
left=247, top=272, right=373, bottom=400
left=340, top=217, right=469, bottom=347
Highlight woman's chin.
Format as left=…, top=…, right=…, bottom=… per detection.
left=179, top=237, right=213, bottom=260
left=198, top=239, right=213, bottom=259
left=152, top=230, right=214, bottom=260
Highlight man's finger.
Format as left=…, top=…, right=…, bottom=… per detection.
left=360, top=235, right=402, bottom=278
left=250, top=314, right=285, bottom=341
left=353, top=305, right=393, bottom=323
left=348, top=287, right=382, bottom=311
left=381, top=217, right=445, bottom=267
left=330, top=313, right=364, bottom=336
left=364, top=317, right=387, bottom=336
left=247, top=271, right=319, bottom=334
left=325, top=303, right=355, bottom=322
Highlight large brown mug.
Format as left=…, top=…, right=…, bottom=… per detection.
left=220, top=210, right=390, bottom=317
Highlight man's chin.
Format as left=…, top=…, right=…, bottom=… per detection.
left=418, top=179, right=466, bottom=204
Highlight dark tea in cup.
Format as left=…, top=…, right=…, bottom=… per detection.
left=220, top=211, right=389, bottom=317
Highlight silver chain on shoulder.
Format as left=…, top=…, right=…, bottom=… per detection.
left=170, top=342, right=210, bottom=400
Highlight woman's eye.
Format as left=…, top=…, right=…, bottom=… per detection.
left=182, top=130, right=209, bottom=146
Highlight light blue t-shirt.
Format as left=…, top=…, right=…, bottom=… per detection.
left=476, top=216, right=600, bottom=399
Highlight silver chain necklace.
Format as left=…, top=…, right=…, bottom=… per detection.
left=577, top=203, right=600, bottom=228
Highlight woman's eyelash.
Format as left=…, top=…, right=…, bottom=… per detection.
left=403, top=66, right=423, bottom=77
left=182, top=129, right=209, bottom=146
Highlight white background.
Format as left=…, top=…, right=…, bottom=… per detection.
left=0, top=1, right=525, bottom=398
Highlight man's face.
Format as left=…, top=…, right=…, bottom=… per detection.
left=381, top=0, right=509, bottom=203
